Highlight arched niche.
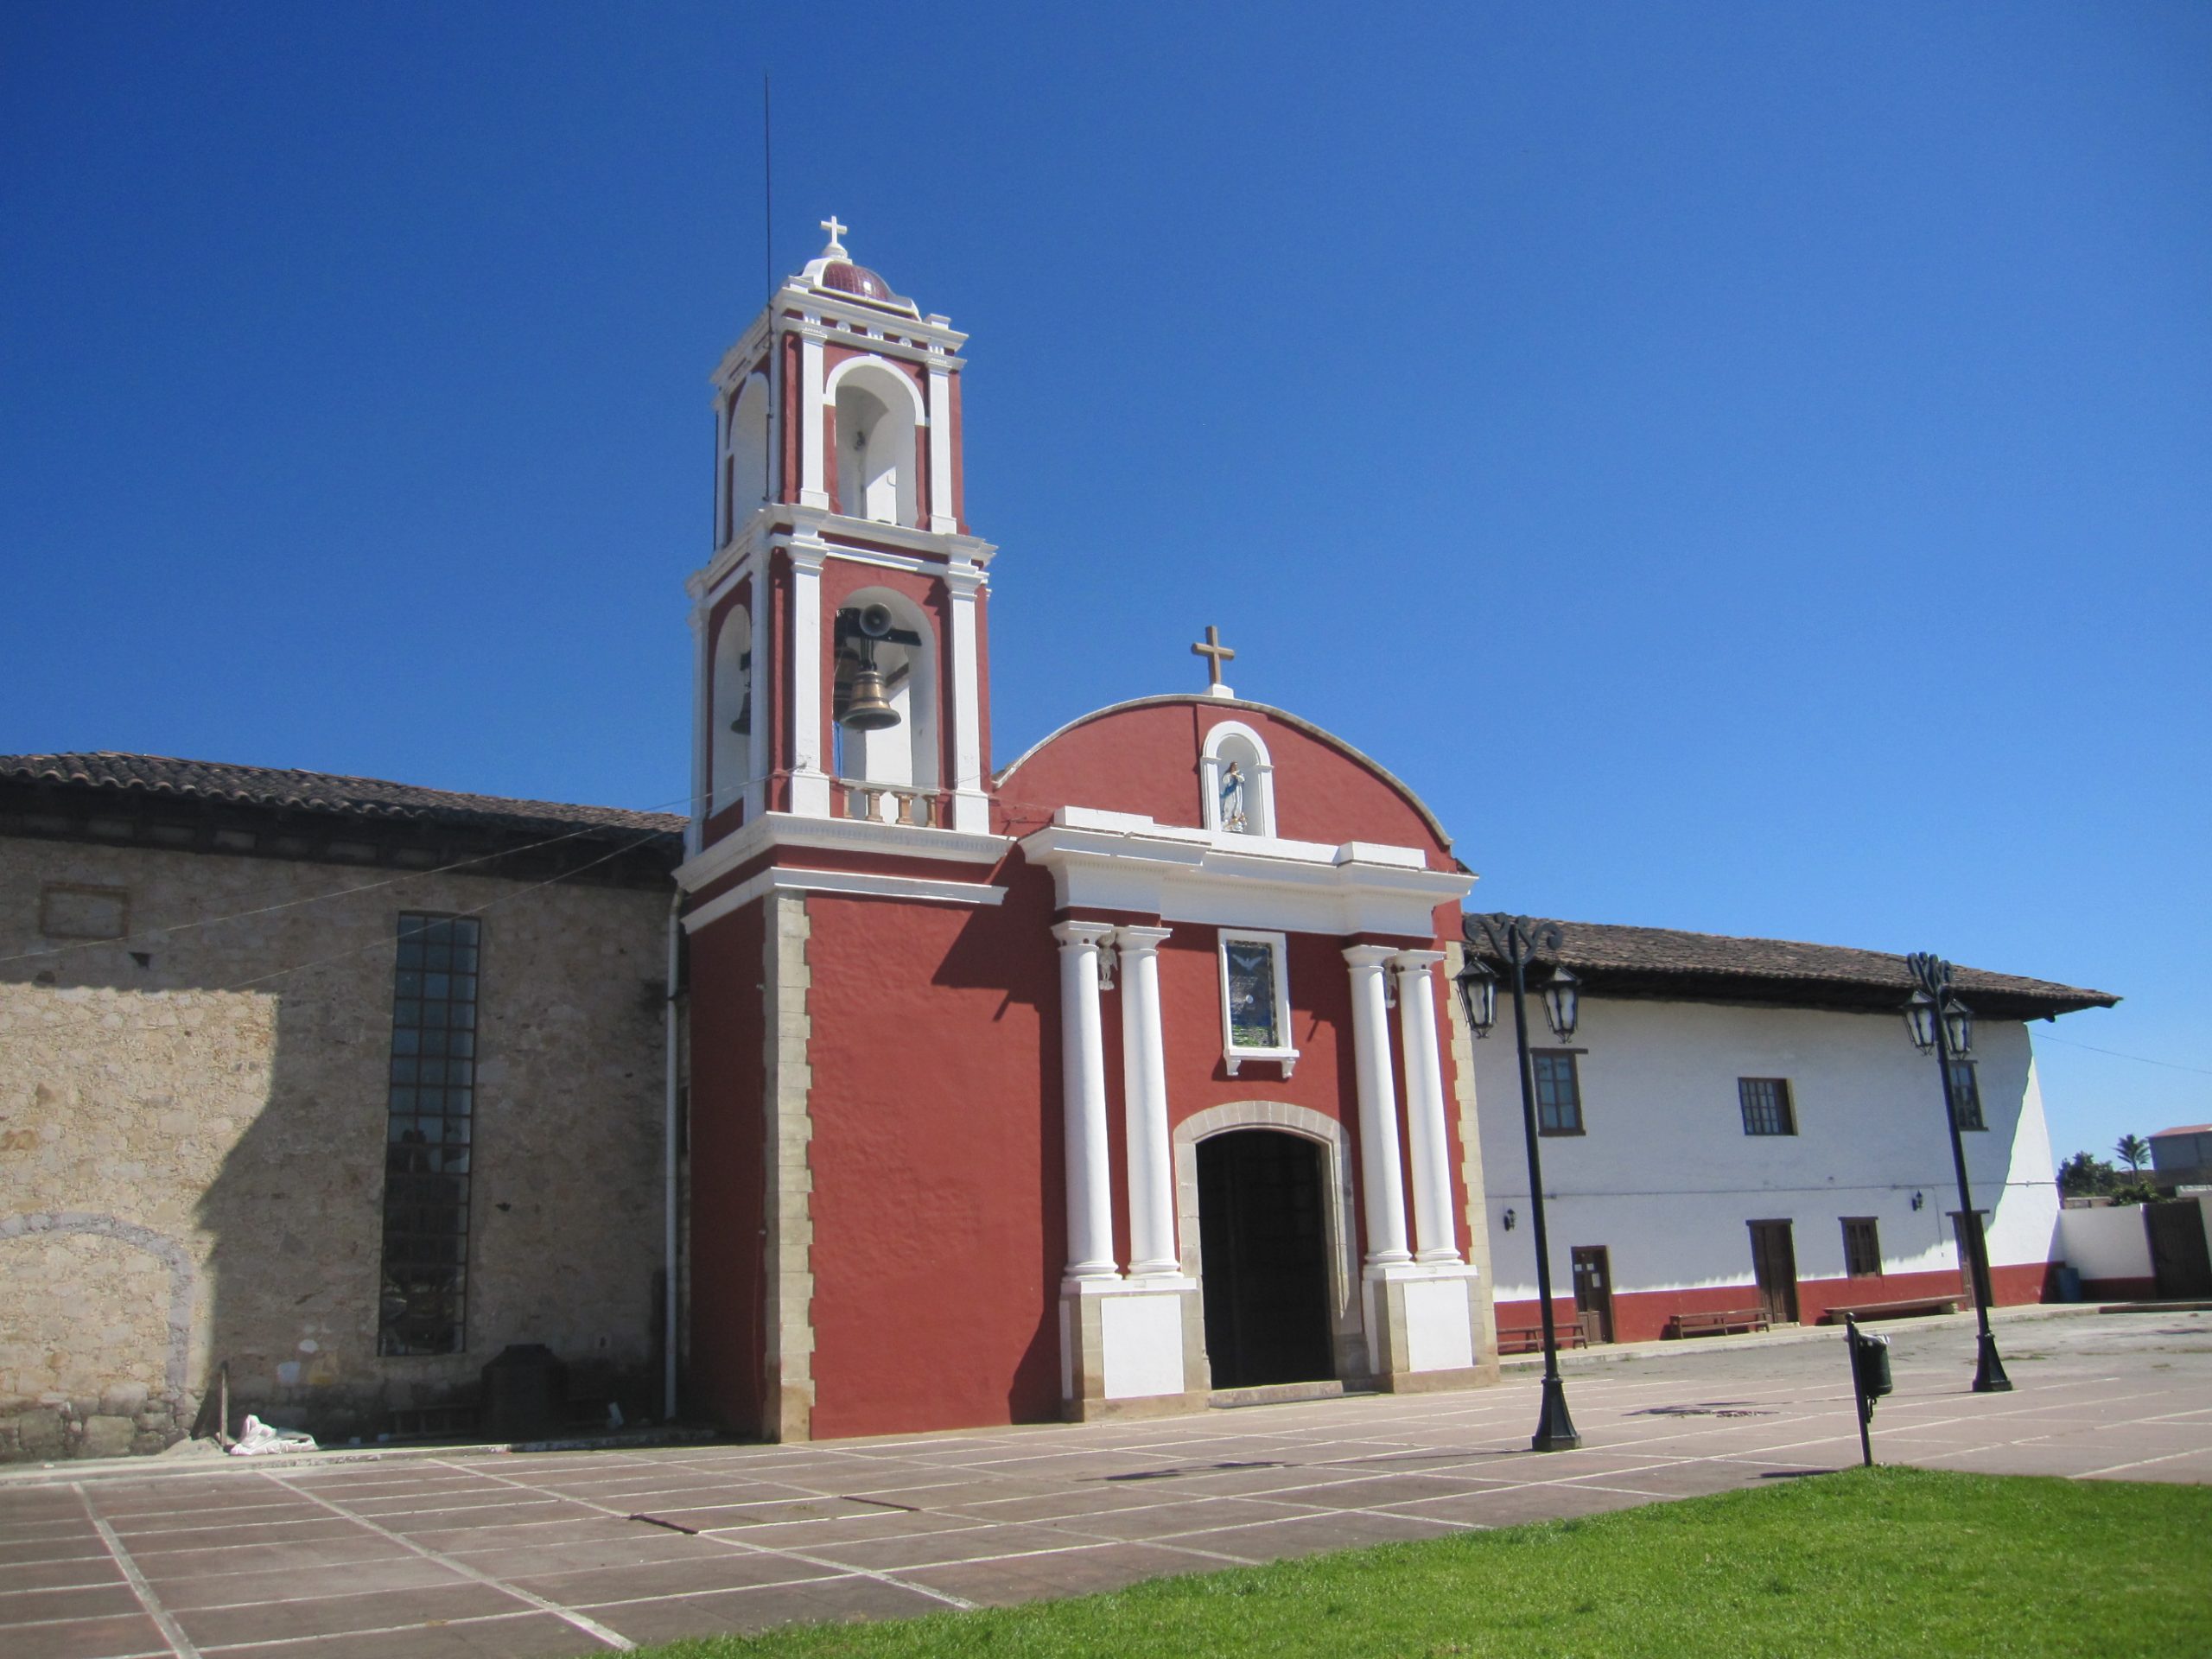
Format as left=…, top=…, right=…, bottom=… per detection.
left=709, top=606, right=753, bottom=815
left=832, top=584, right=939, bottom=805
left=828, top=357, right=923, bottom=528
left=1201, top=720, right=1277, bottom=836
left=722, top=375, right=770, bottom=544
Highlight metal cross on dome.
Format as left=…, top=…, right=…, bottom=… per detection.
left=819, top=216, right=849, bottom=257
left=1191, top=625, right=1236, bottom=690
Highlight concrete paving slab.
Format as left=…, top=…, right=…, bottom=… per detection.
left=7, top=1609, right=168, bottom=1659
left=0, top=1306, right=2202, bottom=1658
left=577, top=1575, right=952, bottom=1646
left=173, top=1580, right=523, bottom=1648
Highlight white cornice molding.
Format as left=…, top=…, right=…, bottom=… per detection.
left=696, top=512, right=998, bottom=603
left=677, top=810, right=1011, bottom=893
left=710, top=285, right=968, bottom=390
left=683, top=863, right=1007, bottom=932
left=1019, top=809, right=1470, bottom=938
left=795, top=505, right=995, bottom=564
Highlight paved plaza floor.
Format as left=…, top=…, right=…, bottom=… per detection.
left=3, top=1306, right=2207, bottom=1658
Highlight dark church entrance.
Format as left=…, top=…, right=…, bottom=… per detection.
left=1197, top=1130, right=1334, bottom=1389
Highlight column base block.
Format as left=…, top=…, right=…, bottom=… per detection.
left=1060, top=1276, right=1207, bottom=1419
left=1363, top=1262, right=1497, bottom=1384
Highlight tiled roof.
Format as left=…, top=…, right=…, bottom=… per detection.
left=1463, top=917, right=2117, bottom=1020
left=2151, top=1125, right=2212, bottom=1139
left=1, top=753, right=686, bottom=842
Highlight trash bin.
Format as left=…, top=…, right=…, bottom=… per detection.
left=480, top=1344, right=568, bottom=1441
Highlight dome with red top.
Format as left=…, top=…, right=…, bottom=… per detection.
left=820, top=261, right=895, bottom=303
left=797, top=218, right=920, bottom=317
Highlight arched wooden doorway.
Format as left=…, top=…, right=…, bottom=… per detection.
left=1196, top=1129, right=1334, bottom=1388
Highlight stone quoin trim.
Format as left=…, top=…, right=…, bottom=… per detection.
left=761, top=892, right=816, bottom=1440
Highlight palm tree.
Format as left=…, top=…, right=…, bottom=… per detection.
left=2115, top=1134, right=2151, bottom=1176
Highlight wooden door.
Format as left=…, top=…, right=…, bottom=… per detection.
left=1950, top=1211, right=1994, bottom=1306
left=1571, top=1247, right=1614, bottom=1344
left=1196, top=1131, right=1335, bottom=1389
left=2147, top=1201, right=2212, bottom=1299
left=1747, top=1220, right=1799, bottom=1325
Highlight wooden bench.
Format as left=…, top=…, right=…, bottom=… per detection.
left=1820, top=1295, right=1961, bottom=1324
left=1497, top=1321, right=1589, bottom=1356
left=1667, top=1307, right=1771, bottom=1339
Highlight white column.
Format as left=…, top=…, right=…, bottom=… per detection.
left=1344, top=945, right=1411, bottom=1265
left=944, top=561, right=988, bottom=833
left=1392, top=950, right=1462, bottom=1263
left=1116, top=926, right=1178, bottom=1277
left=798, top=326, right=829, bottom=509
left=1055, top=922, right=1118, bottom=1281
left=927, top=365, right=957, bottom=533
left=785, top=537, right=831, bottom=817
left=744, top=565, right=771, bottom=822
left=685, top=598, right=708, bottom=854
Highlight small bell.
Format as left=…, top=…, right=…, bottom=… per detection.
left=840, top=664, right=900, bottom=731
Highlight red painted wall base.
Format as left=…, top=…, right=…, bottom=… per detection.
left=1497, top=1262, right=2053, bottom=1346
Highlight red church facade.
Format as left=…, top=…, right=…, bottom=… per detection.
left=676, top=226, right=1491, bottom=1440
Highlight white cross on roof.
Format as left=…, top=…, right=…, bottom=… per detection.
left=819, top=216, right=849, bottom=257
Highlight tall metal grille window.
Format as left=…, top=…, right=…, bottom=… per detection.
left=377, top=914, right=480, bottom=1356
left=1948, top=1058, right=1986, bottom=1130
left=1738, top=1077, right=1796, bottom=1136
left=1841, top=1217, right=1882, bottom=1277
left=1532, top=1051, right=1584, bottom=1135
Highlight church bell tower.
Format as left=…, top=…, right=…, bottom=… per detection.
left=687, top=218, right=995, bottom=843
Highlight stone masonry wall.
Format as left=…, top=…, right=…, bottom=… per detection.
left=0, top=836, right=671, bottom=1459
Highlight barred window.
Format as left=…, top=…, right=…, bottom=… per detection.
left=1738, top=1077, right=1796, bottom=1136
left=1948, top=1059, right=1985, bottom=1131
left=1841, top=1217, right=1882, bottom=1278
left=1533, top=1051, right=1583, bottom=1135
left=378, top=914, right=480, bottom=1357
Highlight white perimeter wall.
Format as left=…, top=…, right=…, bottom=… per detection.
left=1471, top=995, right=2062, bottom=1304
left=2053, top=1205, right=2152, bottom=1282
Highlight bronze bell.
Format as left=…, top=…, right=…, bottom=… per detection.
left=840, top=664, right=900, bottom=731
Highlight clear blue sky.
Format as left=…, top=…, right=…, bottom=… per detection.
left=5, top=3, right=2207, bottom=1166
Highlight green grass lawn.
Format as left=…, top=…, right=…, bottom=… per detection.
left=642, top=1467, right=2211, bottom=1658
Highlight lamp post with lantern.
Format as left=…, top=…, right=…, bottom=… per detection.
left=1456, top=915, right=1584, bottom=1452
left=1901, top=951, right=2012, bottom=1395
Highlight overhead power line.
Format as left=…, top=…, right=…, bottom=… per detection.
left=2037, top=1033, right=2212, bottom=1078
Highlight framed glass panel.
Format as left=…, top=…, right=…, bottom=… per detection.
left=378, top=913, right=483, bottom=1357
left=1738, top=1077, right=1796, bottom=1136
left=1532, top=1051, right=1584, bottom=1135
left=1948, top=1059, right=1986, bottom=1130
left=1217, top=929, right=1298, bottom=1075
left=1224, top=941, right=1281, bottom=1048
left=1842, top=1217, right=1881, bottom=1277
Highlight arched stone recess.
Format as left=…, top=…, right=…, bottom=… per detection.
left=1200, top=719, right=1276, bottom=836
left=834, top=583, right=941, bottom=807
left=722, top=372, right=771, bottom=543
left=824, top=355, right=925, bottom=528
left=1173, top=1102, right=1367, bottom=1382
left=709, top=603, right=754, bottom=817
left=0, top=1212, right=197, bottom=1400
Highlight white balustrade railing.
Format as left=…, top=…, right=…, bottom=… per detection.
left=835, top=779, right=939, bottom=828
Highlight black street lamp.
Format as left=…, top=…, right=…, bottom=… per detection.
left=1456, top=915, right=1583, bottom=1452
left=1902, top=951, right=2012, bottom=1395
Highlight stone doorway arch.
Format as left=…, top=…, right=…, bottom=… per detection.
left=1174, top=1103, right=1366, bottom=1384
